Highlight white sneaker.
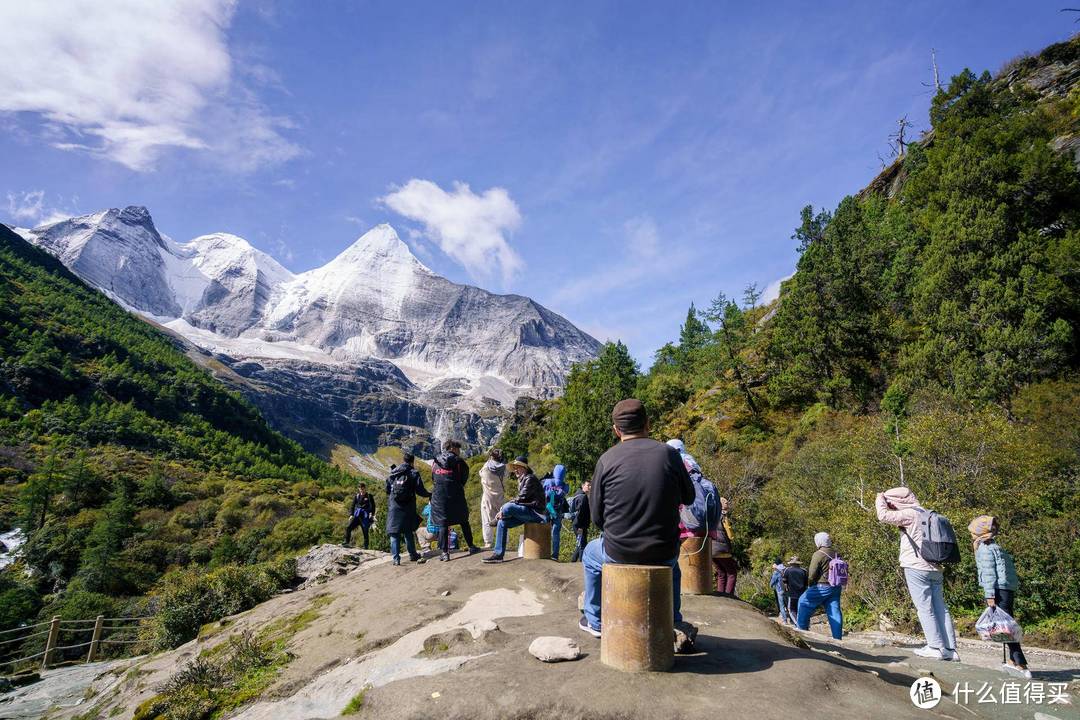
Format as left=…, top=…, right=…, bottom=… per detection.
left=1001, top=662, right=1031, bottom=678
left=942, top=649, right=961, bottom=662
left=913, top=645, right=943, bottom=659
left=578, top=616, right=601, bottom=638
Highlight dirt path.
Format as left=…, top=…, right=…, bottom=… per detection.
left=792, top=622, right=1080, bottom=720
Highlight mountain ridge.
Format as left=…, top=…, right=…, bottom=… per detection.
left=12, top=207, right=601, bottom=453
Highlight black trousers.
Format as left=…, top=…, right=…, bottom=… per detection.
left=570, top=528, right=589, bottom=562
left=438, top=520, right=475, bottom=553
left=345, top=517, right=369, bottom=548
left=995, top=588, right=1027, bottom=667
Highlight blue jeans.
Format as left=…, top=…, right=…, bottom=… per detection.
left=493, top=503, right=546, bottom=556
left=389, top=532, right=417, bottom=562
left=776, top=589, right=791, bottom=623
left=796, top=584, right=843, bottom=639
left=581, top=538, right=682, bottom=631
left=551, top=516, right=562, bottom=559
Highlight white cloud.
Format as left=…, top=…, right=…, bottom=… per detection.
left=380, top=179, right=523, bottom=286
left=5, top=191, right=73, bottom=227
left=551, top=216, right=663, bottom=307
left=761, top=272, right=795, bottom=305
left=0, top=1, right=298, bottom=172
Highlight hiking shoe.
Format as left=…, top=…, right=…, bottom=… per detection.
left=578, top=616, right=601, bottom=638
left=482, top=554, right=504, bottom=564
left=913, top=645, right=943, bottom=659
left=467, top=546, right=482, bottom=555
left=392, top=558, right=401, bottom=566
left=439, top=553, right=450, bottom=562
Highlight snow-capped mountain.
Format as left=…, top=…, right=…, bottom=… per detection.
left=15, top=207, right=600, bottom=453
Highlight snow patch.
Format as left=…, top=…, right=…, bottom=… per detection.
left=163, top=319, right=340, bottom=364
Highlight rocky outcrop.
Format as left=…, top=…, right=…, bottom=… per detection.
left=215, top=355, right=504, bottom=454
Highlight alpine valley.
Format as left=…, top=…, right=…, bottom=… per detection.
left=12, top=207, right=600, bottom=455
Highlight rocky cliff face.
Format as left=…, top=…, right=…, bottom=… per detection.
left=16, top=209, right=599, bottom=453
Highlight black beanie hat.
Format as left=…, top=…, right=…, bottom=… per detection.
left=611, top=398, right=647, bottom=433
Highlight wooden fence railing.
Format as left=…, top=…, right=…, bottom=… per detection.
left=0, top=615, right=150, bottom=672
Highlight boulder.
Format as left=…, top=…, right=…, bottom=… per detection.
left=296, top=544, right=379, bottom=588
left=529, top=636, right=581, bottom=663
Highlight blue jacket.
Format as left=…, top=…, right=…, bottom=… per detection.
left=975, top=542, right=1018, bottom=598
left=770, top=565, right=786, bottom=593
left=543, top=465, right=570, bottom=519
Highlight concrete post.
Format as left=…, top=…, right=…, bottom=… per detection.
left=42, top=616, right=60, bottom=670
left=86, top=615, right=104, bottom=663
left=678, top=536, right=714, bottom=594
left=521, top=523, right=551, bottom=559
left=600, top=564, right=675, bottom=672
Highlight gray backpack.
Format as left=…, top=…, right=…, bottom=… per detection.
left=903, top=508, right=961, bottom=564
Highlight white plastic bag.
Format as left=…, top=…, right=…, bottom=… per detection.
left=975, top=605, right=1023, bottom=643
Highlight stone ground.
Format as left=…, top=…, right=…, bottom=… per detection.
left=5, top=550, right=1078, bottom=720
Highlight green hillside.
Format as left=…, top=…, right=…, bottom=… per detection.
left=509, top=37, right=1080, bottom=648
left=0, top=226, right=375, bottom=645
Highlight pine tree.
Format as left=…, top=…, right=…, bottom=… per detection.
left=552, top=342, right=640, bottom=483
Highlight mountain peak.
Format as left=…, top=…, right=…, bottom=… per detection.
left=327, top=223, right=431, bottom=274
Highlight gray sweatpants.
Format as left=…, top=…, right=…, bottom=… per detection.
left=904, top=568, right=957, bottom=651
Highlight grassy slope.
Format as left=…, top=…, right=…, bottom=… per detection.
left=0, top=226, right=364, bottom=630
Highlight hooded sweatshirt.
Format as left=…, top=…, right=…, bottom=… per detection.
left=543, top=465, right=570, bottom=520
left=875, top=487, right=940, bottom=572
left=479, top=457, right=506, bottom=489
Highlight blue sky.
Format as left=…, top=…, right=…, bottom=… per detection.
left=0, top=2, right=1073, bottom=365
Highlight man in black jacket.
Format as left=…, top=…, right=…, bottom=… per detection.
left=482, top=455, right=547, bottom=563
left=569, top=479, right=592, bottom=562
left=428, top=439, right=481, bottom=561
left=579, top=399, right=695, bottom=637
left=385, top=452, right=430, bottom=566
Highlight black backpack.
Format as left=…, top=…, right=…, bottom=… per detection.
left=903, top=509, right=962, bottom=564
left=388, top=469, right=411, bottom=501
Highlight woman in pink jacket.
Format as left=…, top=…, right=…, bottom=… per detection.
left=875, top=487, right=960, bottom=662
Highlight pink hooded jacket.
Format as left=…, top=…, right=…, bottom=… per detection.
left=875, top=487, right=940, bottom=572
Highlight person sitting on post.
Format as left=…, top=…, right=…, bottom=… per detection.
left=578, top=398, right=696, bottom=637
left=482, top=455, right=546, bottom=563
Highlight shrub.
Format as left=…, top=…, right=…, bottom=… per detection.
left=144, top=562, right=292, bottom=649
left=266, top=515, right=334, bottom=554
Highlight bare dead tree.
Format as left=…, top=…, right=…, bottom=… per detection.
left=852, top=471, right=870, bottom=511
left=921, top=49, right=942, bottom=94
left=1062, top=8, right=1080, bottom=22
left=888, top=116, right=915, bottom=158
